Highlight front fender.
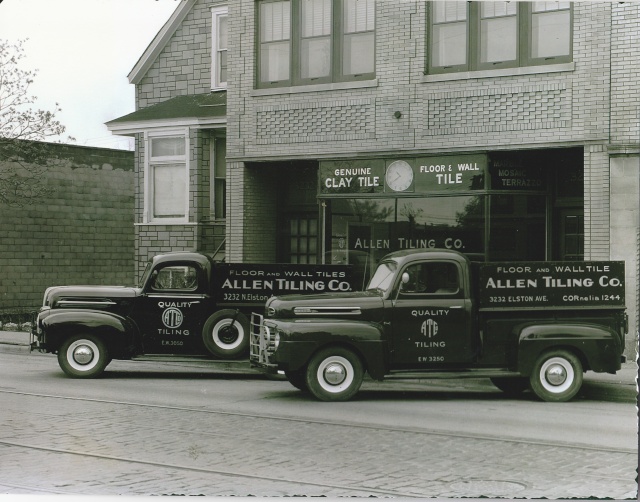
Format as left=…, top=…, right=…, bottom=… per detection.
left=40, top=309, right=136, bottom=357
left=517, top=323, right=622, bottom=375
left=272, top=319, right=388, bottom=379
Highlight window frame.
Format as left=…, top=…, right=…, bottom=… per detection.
left=257, top=0, right=375, bottom=88
left=144, top=130, right=190, bottom=224
left=210, top=136, right=227, bottom=220
left=150, top=264, right=199, bottom=292
left=428, top=1, right=573, bottom=75
left=399, top=261, right=462, bottom=297
left=211, top=6, right=229, bottom=90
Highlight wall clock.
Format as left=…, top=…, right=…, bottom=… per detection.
left=385, top=160, right=414, bottom=192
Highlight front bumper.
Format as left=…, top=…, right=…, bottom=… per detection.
left=249, top=313, right=278, bottom=371
left=30, top=307, right=49, bottom=353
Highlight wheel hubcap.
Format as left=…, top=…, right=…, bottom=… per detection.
left=324, top=363, right=347, bottom=385
left=73, top=345, right=94, bottom=365
left=545, top=363, right=567, bottom=386
left=219, top=324, right=239, bottom=344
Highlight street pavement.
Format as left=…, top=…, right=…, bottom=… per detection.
left=3, top=329, right=637, bottom=386
left=1, top=329, right=637, bottom=498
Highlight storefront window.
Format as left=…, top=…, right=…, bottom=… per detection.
left=317, top=148, right=581, bottom=284
left=488, top=194, right=546, bottom=261
left=328, top=196, right=484, bottom=287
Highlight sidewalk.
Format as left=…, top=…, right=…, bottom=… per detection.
left=2, top=329, right=637, bottom=386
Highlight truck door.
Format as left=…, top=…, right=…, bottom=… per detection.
left=390, top=260, right=474, bottom=369
left=133, top=262, right=213, bottom=354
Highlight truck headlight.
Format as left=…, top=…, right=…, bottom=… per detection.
left=274, top=332, right=280, bottom=351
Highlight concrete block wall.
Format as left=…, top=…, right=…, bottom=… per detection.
left=0, top=143, right=134, bottom=312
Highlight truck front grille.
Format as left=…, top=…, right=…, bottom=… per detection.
left=250, top=313, right=277, bottom=367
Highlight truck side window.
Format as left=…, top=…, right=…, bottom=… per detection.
left=402, top=262, right=459, bottom=295
left=151, top=265, right=198, bottom=291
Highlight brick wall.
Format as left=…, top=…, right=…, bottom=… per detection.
left=133, top=129, right=220, bottom=279
left=584, top=145, right=611, bottom=260
left=0, top=143, right=134, bottom=312
left=610, top=156, right=639, bottom=353
left=611, top=3, right=640, bottom=145
left=229, top=1, right=613, bottom=159
left=610, top=2, right=640, bottom=348
left=135, top=1, right=217, bottom=107
left=133, top=3, right=227, bottom=273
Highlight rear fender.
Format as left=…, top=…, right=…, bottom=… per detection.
left=516, top=323, right=622, bottom=375
left=41, top=310, right=136, bottom=357
left=281, top=319, right=388, bottom=379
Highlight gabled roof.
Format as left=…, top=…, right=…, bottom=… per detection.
left=106, top=92, right=226, bottom=134
left=128, top=0, right=197, bottom=85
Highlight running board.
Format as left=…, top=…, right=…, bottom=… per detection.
left=131, top=355, right=249, bottom=364
left=384, top=369, right=523, bottom=380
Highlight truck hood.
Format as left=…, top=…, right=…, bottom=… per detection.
left=265, top=290, right=384, bottom=321
left=43, top=285, right=140, bottom=310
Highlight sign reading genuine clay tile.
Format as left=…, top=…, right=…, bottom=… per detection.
left=414, top=154, right=486, bottom=192
left=321, top=156, right=487, bottom=195
left=320, top=159, right=385, bottom=194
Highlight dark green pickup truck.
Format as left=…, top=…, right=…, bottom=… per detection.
left=250, top=249, right=627, bottom=402
left=31, top=251, right=353, bottom=377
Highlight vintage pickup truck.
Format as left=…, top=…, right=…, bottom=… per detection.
left=250, top=249, right=628, bottom=402
left=31, top=251, right=352, bottom=377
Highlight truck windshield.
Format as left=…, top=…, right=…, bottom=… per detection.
left=366, top=261, right=397, bottom=294
left=138, top=262, right=152, bottom=288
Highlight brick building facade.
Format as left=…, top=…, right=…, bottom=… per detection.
left=0, top=142, right=134, bottom=316
left=108, top=0, right=639, bottom=356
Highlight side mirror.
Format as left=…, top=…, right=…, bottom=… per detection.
left=394, top=272, right=410, bottom=305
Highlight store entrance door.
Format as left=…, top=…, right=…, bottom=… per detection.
left=558, top=208, right=584, bottom=261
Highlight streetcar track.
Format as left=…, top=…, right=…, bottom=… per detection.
left=0, top=388, right=635, bottom=455
left=0, top=480, right=74, bottom=495
left=0, top=439, right=413, bottom=497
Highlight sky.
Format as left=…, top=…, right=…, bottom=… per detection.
left=0, top=0, right=179, bottom=150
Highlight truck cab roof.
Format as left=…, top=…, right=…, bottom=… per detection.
left=379, top=248, right=470, bottom=267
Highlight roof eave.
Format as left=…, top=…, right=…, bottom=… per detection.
left=106, top=116, right=227, bottom=136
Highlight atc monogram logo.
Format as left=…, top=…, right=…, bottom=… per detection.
left=422, top=318, right=438, bottom=338
left=162, top=308, right=183, bottom=329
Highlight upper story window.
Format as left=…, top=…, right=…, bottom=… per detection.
left=212, top=7, right=228, bottom=89
left=429, top=1, right=572, bottom=75
left=258, top=0, right=375, bottom=88
left=145, top=132, right=189, bottom=224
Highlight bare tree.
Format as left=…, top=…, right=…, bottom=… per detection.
left=0, top=38, right=74, bottom=207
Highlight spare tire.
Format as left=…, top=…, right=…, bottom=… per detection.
left=202, top=310, right=249, bottom=359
